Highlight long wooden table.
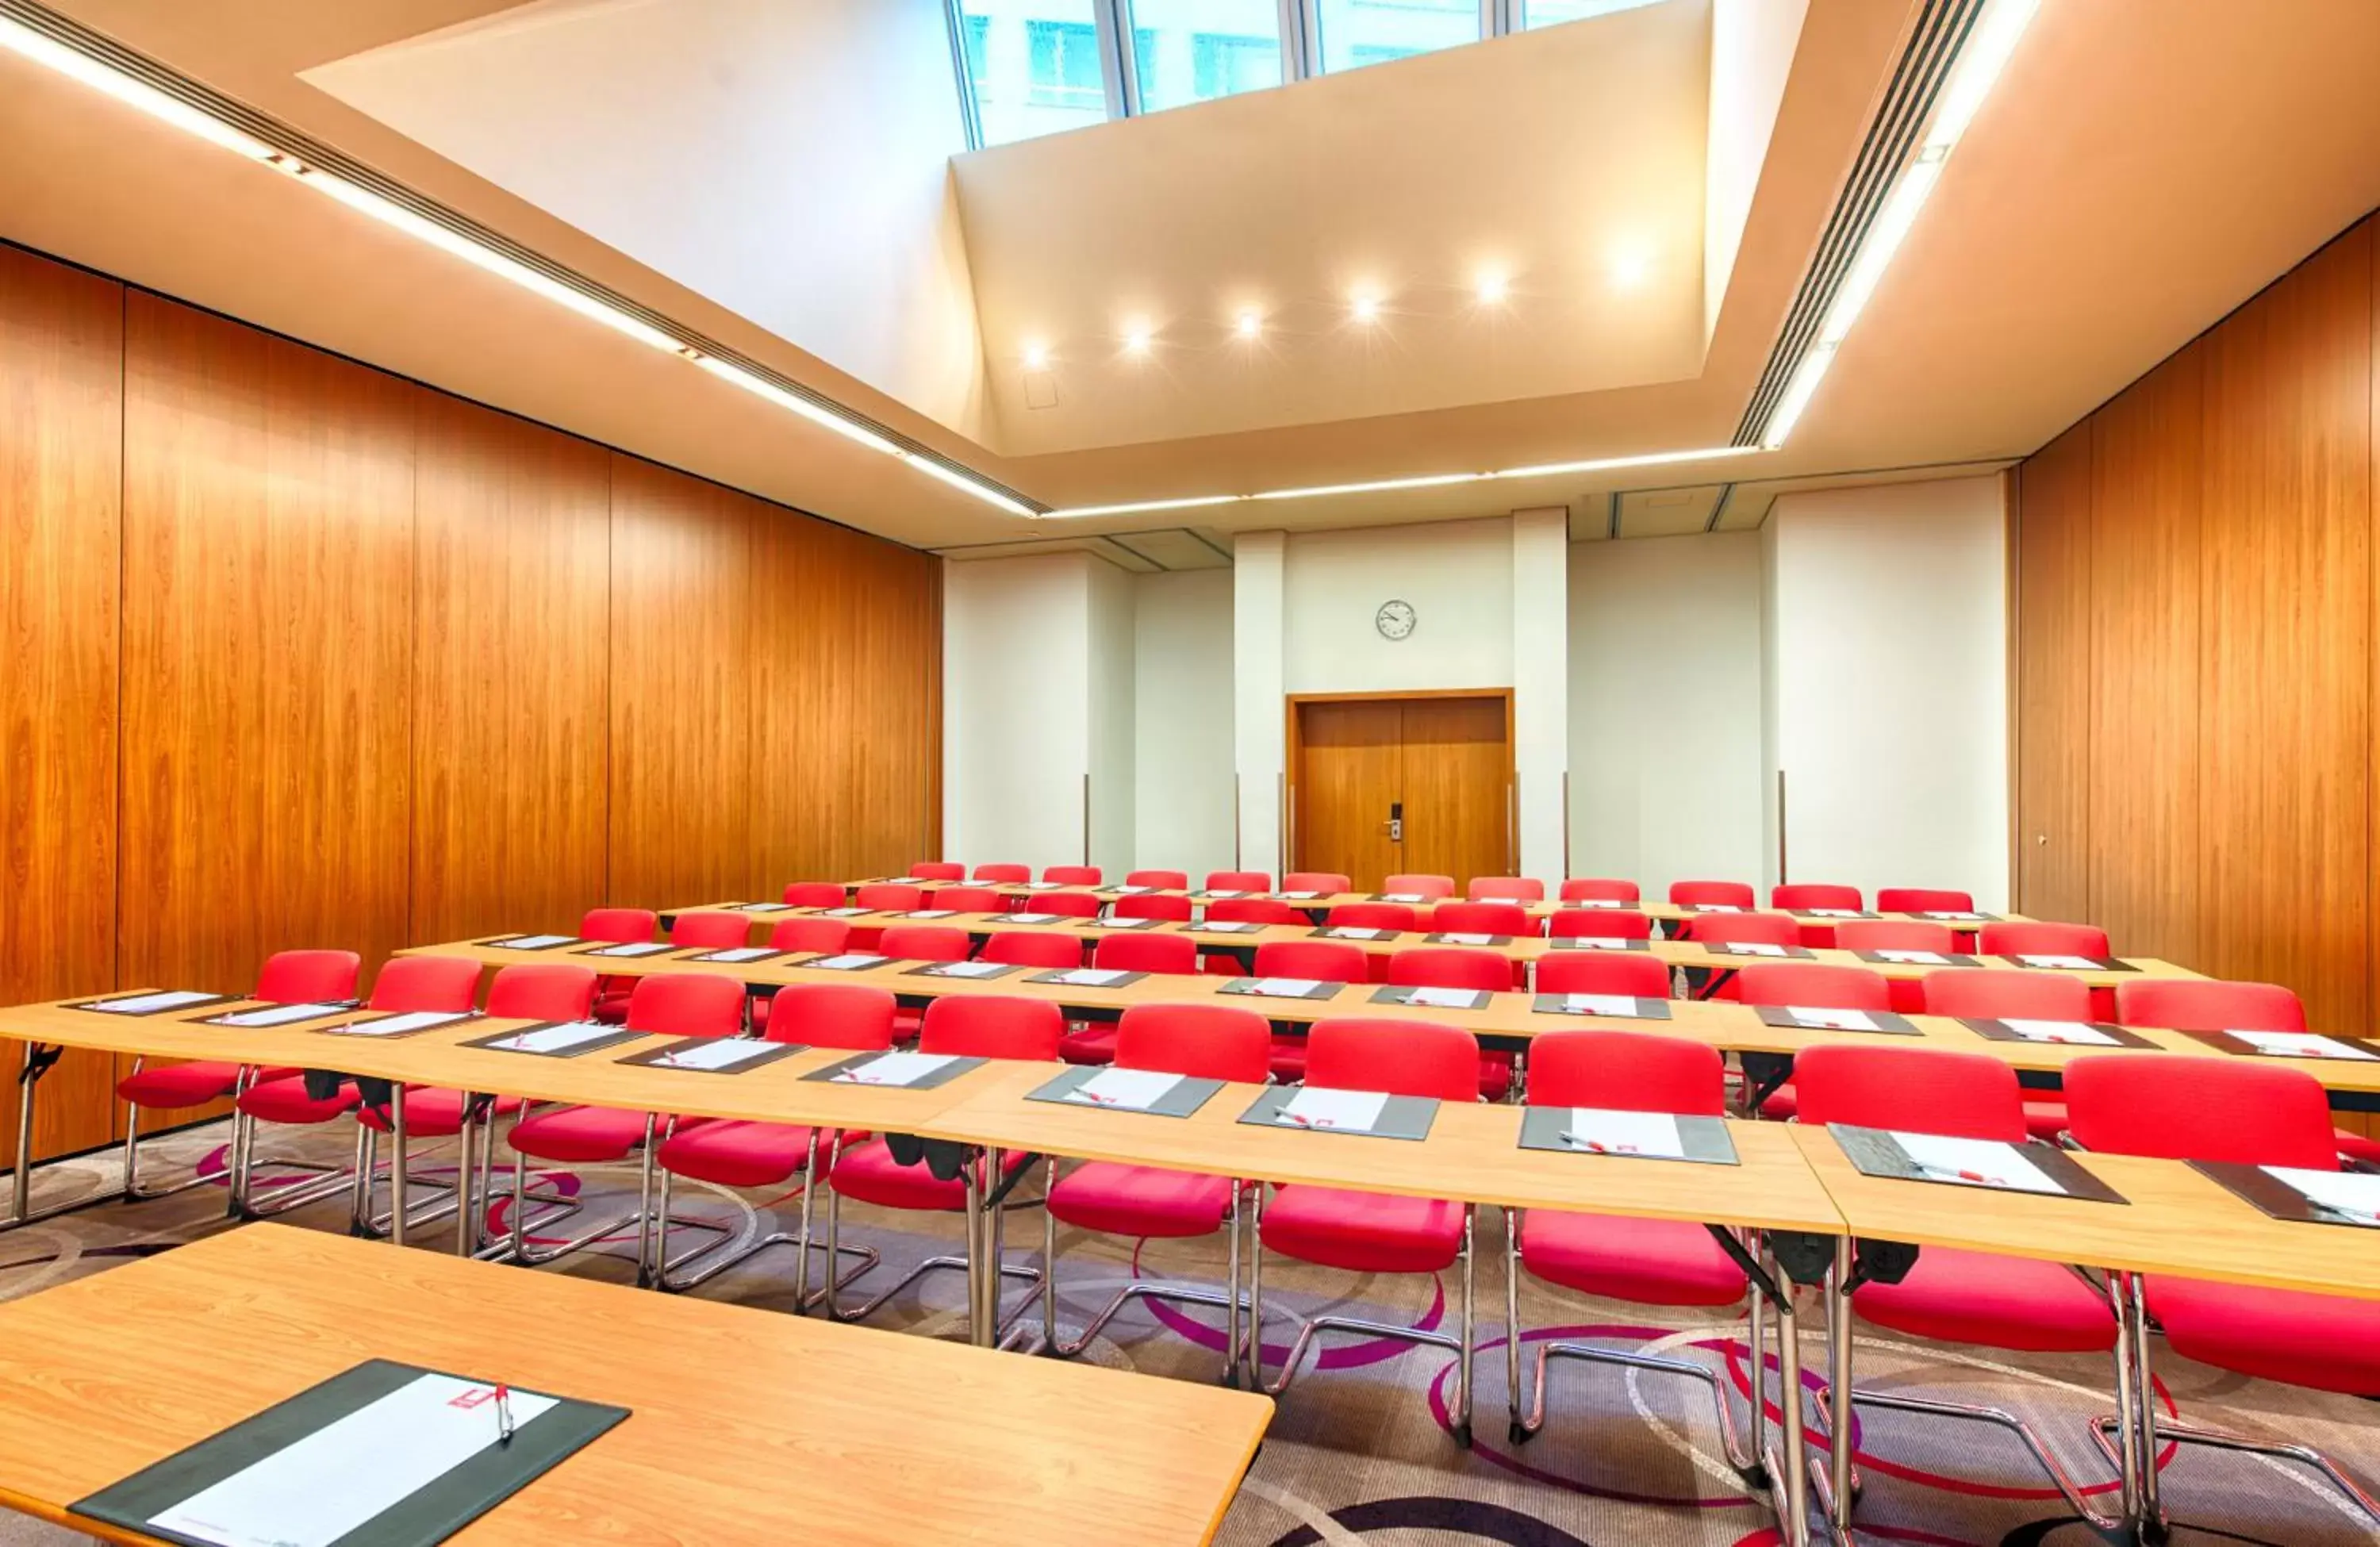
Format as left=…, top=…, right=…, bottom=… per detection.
left=0, top=1224, right=1272, bottom=1545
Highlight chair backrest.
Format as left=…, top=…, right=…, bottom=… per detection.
left=918, top=995, right=1065, bottom=1060
left=1733, top=962, right=1892, bottom=1011
left=1326, top=901, right=1418, bottom=931
left=972, top=862, right=1031, bottom=883
left=1282, top=871, right=1353, bottom=893
left=781, top=881, right=846, bottom=908
left=1980, top=920, right=2112, bottom=959
left=763, top=983, right=897, bottom=1050
left=2065, top=1056, right=2337, bottom=1167
left=1093, top=933, right=1200, bottom=974
left=1877, top=887, right=1975, bottom=914
left=1125, top=869, right=1189, bottom=889
left=1386, top=947, right=1511, bottom=993
left=670, top=911, right=753, bottom=950
left=1305, top=1018, right=1480, bottom=1100
left=1035, top=891, right=1103, bottom=919
left=1528, top=1030, right=1725, bottom=1113
left=1669, top=880, right=1756, bottom=908
left=1688, top=912, right=1803, bottom=949
left=1252, top=940, right=1369, bottom=983
left=255, top=949, right=363, bottom=1004
left=854, top=882, right=926, bottom=912
left=1207, top=897, right=1301, bottom=925
left=624, top=973, right=746, bottom=1038
left=1468, top=876, right=1546, bottom=902
left=877, top=925, right=970, bottom=962
left=1834, top=919, right=1959, bottom=955
left=1430, top=900, right=1534, bottom=937
left=484, top=964, right=597, bottom=1022
left=908, top=862, right=965, bottom=881
left=934, top=885, right=1004, bottom=915
left=1044, top=865, right=1103, bottom=885
left=1922, top=968, right=2090, bottom=1021
left=1534, top=953, right=1673, bottom=999
left=1115, top=1004, right=1271, bottom=1083
left=768, top=917, right=852, bottom=955
left=981, top=931, right=1084, bottom=969
left=580, top=908, right=656, bottom=946
left=2114, top=978, right=2306, bottom=1032
left=1772, top=883, right=1863, bottom=912
left=1546, top=908, right=1653, bottom=941
left=1382, top=873, right=1456, bottom=900
left=1205, top=870, right=1273, bottom=892
left=1560, top=877, right=1641, bottom=903
left=367, top=955, right=480, bottom=1012
left=1115, top=892, right=1195, bottom=921
left=1797, top=1046, right=2027, bottom=1139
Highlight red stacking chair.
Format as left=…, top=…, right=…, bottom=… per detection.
left=749, top=917, right=853, bottom=1038
left=1033, top=891, right=1102, bottom=919
left=783, top=881, right=846, bottom=908
left=908, top=884, right=988, bottom=915
left=823, top=996, right=1064, bottom=1338
left=2066, top=1055, right=2380, bottom=1529
left=1115, top=892, right=1193, bottom=921
left=670, top=911, right=754, bottom=952
left=1385, top=948, right=1515, bottom=1100
left=1058, top=934, right=1203, bottom=1066
left=1670, top=880, right=1756, bottom=908
left=1561, top=877, right=1641, bottom=904
left=1044, top=865, right=1102, bottom=885
left=1468, top=877, right=1545, bottom=902
left=877, top=928, right=972, bottom=1040
left=1983, top=921, right=2116, bottom=1018
left=1206, top=869, right=1273, bottom=892
left=1923, top=968, right=2094, bottom=1140
left=1125, top=869, right=1189, bottom=889
left=1878, top=886, right=1975, bottom=915
left=1547, top=908, right=1654, bottom=942
left=228, top=955, right=478, bottom=1222
left=583, top=907, right=659, bottom=1023
left=501, top=972, right=746, bottom=1276
left=1207, top=897, right=1299, bottom=924
left=1797, top=1046, right=2122, bottom=1531
left=1772, top=883, right=1864, bottom=948
left=1733, top=962, right=1891, bottom=1120
left=1326, top=901, right=1418, bottom=931
left=1251, top=1018, right=1483, bottom=1441
left=113, top=949, right=361, bottom=1205
left=1281, top=871, right=1352, bottom=895
left=1506, top=1031, right=1759, bottom=1468
left=1686, top=912, right=1804, bottom=1004
left=1430, top=900, right=1536, bottom=938
left=2109, top=979, right=2374, bottom=1162
left=1039, top=1004, right=1272, bottom=1376
left=1382, top=873, right=1456, bottom=900
left=973, top=862, right=1031, bottom=883
left=1249, top=940, right=1370, bottom=1080
left=651, top=984, right=898, bottom=1298
left=854, top=881, right=926, bottom=912
left=982, top=931, right=1083, bottom=969
left=1835, top=919, right=1960, bottom=1015
left=908, top=862, right=965, bottom=881
left=1536, top=951, right=1672, bottom=999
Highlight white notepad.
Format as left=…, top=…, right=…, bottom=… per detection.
left=342, top=1011, right=472, bottom=1038
left=1563, top=1107, right=1685, bottom=1158
left=653, top=1038, right=780, bottom=1071
left=1045, top=968, right=1132, bottom=988
left=808, top=954, right=890, bottom=971
left=1379, top=892, right=1427, bottom=904
left=1564, top=936, right=1637, bottom=951
left=1923, top=910, right=1986, bottom=921
left=1199, top=921, right=1263, bottom=934
left=925, top=960, right=1010, bottom=979
left=999, top=913, right=1061, bottom=925
left=2001, top=1018, right=2120, bottom=1046
left=1695, top=904, right=1744, bottom=913
left=486, top=1021, right=617, bottom=1054
left=1280, top=1088, right=1388, bottom=1130
left=1277, top=890, right=1327, bottom=900
left=701, top=946, right=775, bottom=964
left=212, top=1002, right=347, bottom=1029
left=1401, top=986, right=1485, bottom=1009
left=1875, top=949, right=1948, bottom=965
left=1723, top=942, right=1787, bottom=958
left=1787, top=1006, right=1877, bottom=1031
left=1324, top=927, right=1390, bottom=940
left=904, top=908, right=959, bottom=919
left=145, top=1372, right=560, bottom=1547
left=1569, top=898, right=1624, bottom=909
left=495, top=934, right=575, bottom=950
left=2233, top=1031, right=2378, bottom=1061
left=2265, top=1165, right=2380, bottom=1223
left=1113, top=885, right=1157, bottom=896
left=589, top=942, right=673, bottom=958
left=86, top=990, right=220, bottom=1015
left=2016, top=953, right=2100, bottom=970
left=1557, top=993, right=1645, bottom=1017
left=1203, top=889, right=1250, bottom=899
left=820, top=906, right=873, bottom=917
left=1066, top=1069, right=1183, bottom=1110
left=1807, top=908, right=1861, bottom=918
left=1893, top=1131, right=2062, bottom=1195
left=832, top=1051, right=959, bottom=1087
left=1249, top=977, right=1324, bottom=997
left=1436, top=931, right=1497, bottom=946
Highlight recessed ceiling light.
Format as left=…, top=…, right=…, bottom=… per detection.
left=1476, top=268, right=1510, bottom=305
left=1021, top=340, right=1050, bottom=370
left=1122, top=322, right=1153, bottom=355
left=1607, top=243, right=1653, bottom=290
left=1235, top=309, right=1263, bottom=340
left=1350, top=290, right=1381, bottom=324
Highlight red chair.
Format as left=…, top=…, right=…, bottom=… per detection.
left=670, top=911, right=754, bottom=952
left=1670, top=880, right=1756, bottom=908
left=2066, top=1056, right=2380, bottom=1529
left=1835, top=919, right=1960, bottom=1015
left=1982, top=921, right=2111, bottom=961
left=1733, top=962, right=1891, bottom=1121
left=1326, top=901, right=1418, bottom=932
left=982, top=931, right=1084, bottom=969
left=1252, top=1018, right=1482, bottom=1441
left=1878, top=886, right=1976, bottom=915
left=1430, top=901, right=1536, bottom=938
left=912, top=885, right=991, bottom=916
left=1506, top=1031, right=1757, bottom=1468
left=1040, top=1004, right=1271, bottom=1376
left=1687, top=913, right=1805, bottom=1003
left=973, top=862, right=1031, bottom=883
left=1280, top=871, right=1351, bottom=894
left=583, top=907, right=658, bottom=1023
left=1044, top=865, right=1102, bottom=885
left=1115, top=892, right=1193, bottom=921
left=651, top=984, right=898, bottom=1297
left=1536, top=953, right=1672, bottom=1000
left=1250, top=941, right=1370, bottom=1081
left=908, top=862, right=965, bottom=881
left=1382, top=873, right=1456, bottom=900
left=1547, top=908, right=1654, bottom=941
left=1385, top=948, right=1514, bottom=1100
left=1772, top=883, right=1865, bottom=948
left=750, top=917, right=854, bottom=1038
left=1126, top=869, right=1189, bottom=889
left=1468, top=877, right=1545, bottom=902
left=1058, top=935, right=1205, bottom=1066
left=1560, top=877, right=1641, bottom=904
left=113, top=949, right=361, bottom=1206
left=823, top=996, right=1064, bottom=1337
left=1206, top=869, right=1273, bottom=892
left=1797, top=1046, right=2122, bottom=1532
left=1034, top=891, right=1103, bottom=919
left=854, top=882, right=927, bottom=912
left=1922, top=968, right=2093, bottom=1140
left=1207, top=897, right=1300, bottom=925
left=783, top=881, right=846, bottom=908
left=2108, top=979, right=2371, bottom=1161
left=877, top=925, right=970, bottom=963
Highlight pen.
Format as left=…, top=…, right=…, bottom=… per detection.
left=1912, top=1161, right=2002, bottom=1187
left=493, top=1384, right=515, bottom=1446
left=1559, top=1133, right=1639, bottom=1154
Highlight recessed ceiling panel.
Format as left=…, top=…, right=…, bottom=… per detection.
left=1616, top=484, right=1722, bottom=538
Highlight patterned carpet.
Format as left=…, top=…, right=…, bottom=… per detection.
left=3, top=1121, right=2378, bottom=1545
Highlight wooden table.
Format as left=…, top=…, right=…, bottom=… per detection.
left=0, top=1223, right=1271, bottom=1546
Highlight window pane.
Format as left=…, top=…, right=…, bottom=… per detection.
left=958, top=0, right=1110, bottom=147
left=1127, top=0, right=1284, bottom=113
left=1520, top=0, right=1668, bottom=28
left=1315, top=0, right=1480, bottom=75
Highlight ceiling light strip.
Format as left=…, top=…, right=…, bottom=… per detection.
left=0, top=0, right=1045, bottom=516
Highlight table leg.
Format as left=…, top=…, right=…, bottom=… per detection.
left=1826, top=1236, right=1855, bottom=1530
left=9, top=1041, right=36, bottom=1224
left=389, top=1094, right=409, bottom=1248
left=1769, top=1248, right=1812, bottom=1547
left=962, top=1154, right=986, bottom=1347
left=1746, top=1232, right=1771, bottom=1463
left=2127, top=1271, right=2163, bottom=1533
left=453, top=1102, right=476, bottom=1257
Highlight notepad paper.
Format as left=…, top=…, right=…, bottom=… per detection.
left=1875, top=949, right=1948, bottom=965
left=1200, top=921, right=1263, bottom=934
left=1249, top=977, right=1324, bottom=997
left=2232, top=1031, right=2378, bottom=1061
left=1113, top=885, right=1157, bottom=896
left=493, top=934, right=576, bottom=950
left=1563, top=1107, right=1685, bottom=1159
left=1065, top=1069, right=1183, bottom=1110
left=2001, top=1018, right=2120, bottom=1046
left=820, top=906, right=873, bottom=917
left=832, top=1051, right=959, bottom=1087
left=904, top=908, right=959, bottom=919
left=701, top=946, right=775, bottom=963
left=925, top=960, right=1011, bottom=978
left=1277, top=890, right=1326, bottom=900
left=1400, top=986, right=1485, bottom=1009
left=1564, top=936, right=1637, bottom=951
left=1046, top=968, right=1132, bottom=987
left=2264, top=1165, right=2380, bottom=1223
left=1694, top=904, right=1744, bottom=913
left=488, top=1022, right=619, bottom=1054
left=1436, top=932, right=1496, bottom=946
left=1379, top=892, right=1427, bottom=903
left=653, top=1039, right=780, bottom=1072
left=1807, top=908, right=1861, bottom=918
left=808, top=954, right=890, bottom=971
left=736, top=902, right=790, bottom=912
left=1922, top=910, right=1987, bottom=921
left=1279, top=1087, right=1388, bottom=1130
left=86, top=990, right=220, bottom=1015
left=997, top=913, right=1061, bottom=925
left=589, top=942, right=673, bottom=958
left=1569, top=898, right=1623, bottom=908
left=2016, top=953, right=2100, bottom=970
left=1323, top=927, right=1389, bottom=940
left=1557, top=994, right=1645, bottom=1017
left=1203, top=889, right=1250, bottom=899
left=213, top=1002, right=347, bottom=1029
left=341, top=1011, right=472, bottom=1038
left=1893, top=1131, right=2063, bottom=1195
left=1787, top=1006, right=1877, bottom=1031
left=1722, top=942, right=1787, bottom=957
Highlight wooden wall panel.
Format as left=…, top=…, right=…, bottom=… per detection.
left=2087, top=347, right=2204, bottom=964
left=2012, top=421, right=2093, bottom=922
left=607, top=455, right=752, bottom=908
left=411, top=396, right=612, bottom=942
left=0, top=248, right=122, bottom=1162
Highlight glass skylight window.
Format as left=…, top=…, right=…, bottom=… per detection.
left=1313, top=0, right=1480, bottom=75
left=958, top=0, right=1110, bottom=147
left=1520, top=0, right=1671, bottom=28
left=1127, top=0, right=1285, bottom=113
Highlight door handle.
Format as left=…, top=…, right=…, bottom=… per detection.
left=1385, top=800, right=1403, bottom=843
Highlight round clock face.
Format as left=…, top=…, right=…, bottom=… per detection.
left=1376, top=598, right=1417, bottom=641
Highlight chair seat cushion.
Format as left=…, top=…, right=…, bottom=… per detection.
left=118, top=1061, right=276, bottom=1107
left=1261, top=1184, right=1464, bottom=1273
left=2144, top=1275, right=2380, bottom=1394
left=591, top=985, right=633, bottom=1024
left=828, top=1138, right=1028, bottom=1212
left=1520, top=1209, right=1747, bottom=1307
left=1757, top=1081, right=1798, bottom=1121
left=508, top=1104, right=667, bottom=1163
left=1478, top=1051, right=1513, bottom=1102
left=355, top=1088, right=524, bottom=1138
left=2335, top=1127, right=2380, bottom=1165
left=236, top=1075, right=359, bottom=1125
left=1267, top=1036, right=1308, bottom=1082
left=1855, top=1245, right=2115, bottom=1353
left=2021, top=1099, right=2070, bottom=1142
left=1050, top=1161, right=1234, bottom=1238
left=1058, top=1027, right=1119, bottom=1066
left=658, top=1120, right=829, bottom=1188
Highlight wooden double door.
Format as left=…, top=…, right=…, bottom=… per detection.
left=1290, top=693, right=1512, bottom=892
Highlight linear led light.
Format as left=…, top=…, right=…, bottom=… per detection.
left=1495, top=444, right=1761, bottom=481
left=1253, top=471, right=1488, bottom=501
left=689, top=354, right=902, bottom=455
left=902, top=451, right=1038, bottom=516
left=0, top=14, right=277, bottom=159
left=1762, top=344, right=1836, bottom=451
left=1040, top=493, right=1246, bottom=520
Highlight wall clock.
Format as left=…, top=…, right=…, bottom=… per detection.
left=1376, top=598, right=1417, bottom=641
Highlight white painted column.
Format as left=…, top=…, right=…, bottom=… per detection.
left=1510, top=509, right=1570, bottom=881
left=1232, top=531, right=1287, bottom=879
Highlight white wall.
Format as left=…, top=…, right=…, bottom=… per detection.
left=1281, top=518, right=1515, bottom=694
left=1765, top=476, right=2010, bottom=909
left=1086, top=558, right=1138, bottom=878
left=1568, top=532, right=1768, bottom=895
left=1511, top=509, right=1571, bottom=878
left=1134, top=570, right=1237, bottom=880
left=942, top=553, right=1092, bottom=870
left=1233, top=533, right=1288, bottom=877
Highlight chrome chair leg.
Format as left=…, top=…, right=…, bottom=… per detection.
left=823, top=1146, right=1038, bottom=1336
left=1037, top=1158, right=1249, bottom=1380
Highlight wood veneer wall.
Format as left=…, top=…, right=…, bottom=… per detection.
left=0, top=243, right=940, bottom=1162
left=2013, top=213, right=2377, bottom=1042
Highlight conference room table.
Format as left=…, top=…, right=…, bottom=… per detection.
left=0, top=1223, right=1273, bottom=1546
